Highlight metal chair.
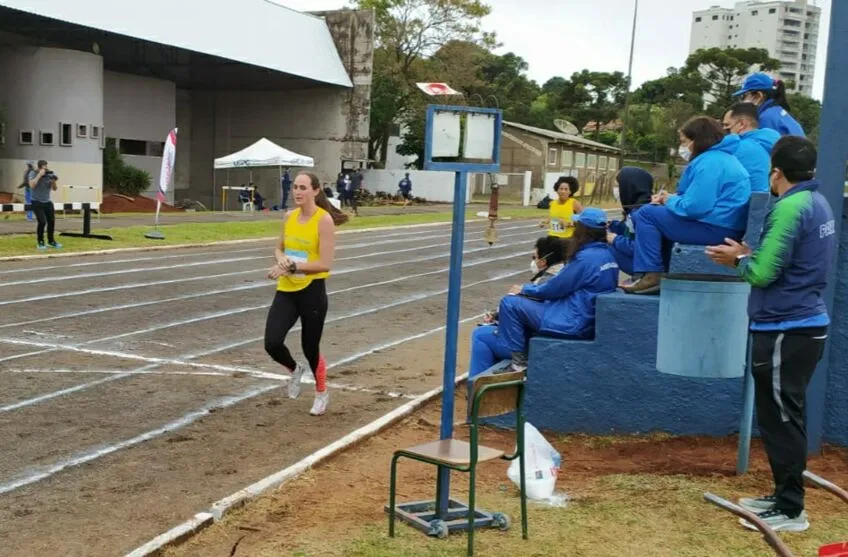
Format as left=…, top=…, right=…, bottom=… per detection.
left=388, top=370, right=528, bottom=557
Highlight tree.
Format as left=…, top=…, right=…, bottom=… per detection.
left=684, top=47, right=780, bottom=116
left=631, top=67, right=708, bottom=110
left=354, top=0, right=494, bottom=163
left=787, top=93, right=822, bottom=143
left=567, top=70, right=628, bottom=138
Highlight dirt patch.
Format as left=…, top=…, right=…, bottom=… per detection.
left=168, top=393, right=848, bottom=557
left=101, top=193, right=184, bottom=214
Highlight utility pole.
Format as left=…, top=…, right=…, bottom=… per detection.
left=619, top=0, right=639, bottom=157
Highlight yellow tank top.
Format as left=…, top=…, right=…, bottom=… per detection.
left=277, top=207, right=329, bottom=292
left=549, top=197, right=576, bottom=238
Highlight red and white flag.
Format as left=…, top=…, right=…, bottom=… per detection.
left=416, top=82, right=461, bottom=96
left=157, top=128, right=177, bottom=203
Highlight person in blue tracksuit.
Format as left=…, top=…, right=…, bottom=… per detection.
left=623, top=116, right=751, bottom=295
left=468, top=235, right=567, bottom=379
left=607, top=166, right=654, bottom=276
left=497, top=208, right=619, bottom=370
left=732, top=73, right=805, bottom=137
left=707, top=136, right=834, bottom=533
left=722, top=103, right=781, bottom=193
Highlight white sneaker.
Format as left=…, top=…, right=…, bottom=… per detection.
left=739, top=509, right=809, bottom=532
left=738, top=495, right=777, bottom=513
left=310, top=391, right=329, bottom=416
left=288, top=363, right=306, bottom=399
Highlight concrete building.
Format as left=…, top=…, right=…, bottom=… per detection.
left=690, top=0, right=821, bottom=96
left=0, top=0, right=374, bottom=209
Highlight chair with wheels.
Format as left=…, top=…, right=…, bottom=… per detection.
left=387, top=370, right=528, bottom=557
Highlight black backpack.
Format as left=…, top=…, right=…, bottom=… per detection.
left=536, top=195, right=551, bottom=210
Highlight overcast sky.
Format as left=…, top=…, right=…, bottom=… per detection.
left=279, top=0, right=831, bottom=99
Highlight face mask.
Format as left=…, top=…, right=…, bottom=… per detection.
left=678, top=145, right=692, bottom=162
left=613, top=186, right=620, bottom=202
left=530, top=259, right=540, bottom=275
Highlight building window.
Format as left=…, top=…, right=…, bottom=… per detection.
left=40, top=130, right=55, bottom=146
left=548, top=148, right=558, bottom=166
left=91, top=125, right=100, bottom=139
left=562, top=150, right=574, bottom=168
left=800, top=75, right=805, bottom=81
left=729, top=35, right=732, bottom=39
left=118, top=138, right=147, bottom=156
left=730, top=16, right=734, bottom=21
left=77, top=124, right=88, bottom=138
left=100, top=128, right=106, bottom=150
left=712, top=15, right=718, bottom=20
left=60, top=123, right=73, bottom=146
left=19, top=130, right=34, bottom=145
left=147, top=141, right=166, bottom=157
left=769, top=8, right=776, bottom=14
left=599, top=156, right=608, bottom=171
left=608, top=157, right=618, bottom=172
left=575, top=152, right=586, bottom=169
left=751, top=10, right=758, bottom=16
left=695, top=16, right=702, bottom=22
left=587, top=154, right=598, bottom=170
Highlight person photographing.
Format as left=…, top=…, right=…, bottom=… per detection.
left=26, top=160, right=61, bottom=250
left=706, top=136, right=835, bottom=532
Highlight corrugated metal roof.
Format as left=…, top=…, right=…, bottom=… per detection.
left=504, top=121, right=621, bottom=153
left=0, top=0, right=353, bottom=88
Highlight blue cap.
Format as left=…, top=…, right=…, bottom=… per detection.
left=733, top=72, right=775, bottom=97
left=572, top=207, right=607, bottom=229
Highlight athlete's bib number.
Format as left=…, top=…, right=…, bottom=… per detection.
left=550, top=219, right=565, bottom=233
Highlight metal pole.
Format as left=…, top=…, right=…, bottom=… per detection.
left=436, top=171, right=469, bottom=517
left=619, top=0, right=639, bottom=153
left=736, top=333, right=755, bottom=474
left=806, top=0, right=848, bottom=452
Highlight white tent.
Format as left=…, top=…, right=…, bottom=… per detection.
left=214, top=138, right=314, bottom=169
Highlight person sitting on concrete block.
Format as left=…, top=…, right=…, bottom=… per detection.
left=607, top=166, right=654, bottom=278
left=469, top=235, right=568, bottom=379
left=498, top=208, right=619, bottom=371
left=623, top=116, right=751, bottom=295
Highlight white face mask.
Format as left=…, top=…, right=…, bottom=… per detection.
left=613, top=186, right=620, bottom=202
left=678, top=145, right=692, bottom=162
left=530, top=259, right=540, bottom=275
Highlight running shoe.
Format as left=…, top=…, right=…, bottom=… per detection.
left=738, top=495, right=777, bottom=513
left=310, top=391, right=329, bottom=416
left=288, top=363, right=306, bottom=399
left=48, top=241, right=63, bottom=249
left=36, top=242, right=47, bottom=250
left=738, top=509, right=809, bottom=532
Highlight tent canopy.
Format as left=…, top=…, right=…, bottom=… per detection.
left=214, top=138, right=314, bottom=170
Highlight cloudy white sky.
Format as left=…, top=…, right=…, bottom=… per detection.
left=280, top=0, right=831, bottom=99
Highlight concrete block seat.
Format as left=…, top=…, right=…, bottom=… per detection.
left=471, top=293, right=745, bottom=436
left=668, top=192, right=772, bottom=277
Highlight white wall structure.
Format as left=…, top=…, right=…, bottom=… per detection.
left=0, top=46, right=104, bottom=193
left=362, top=169, right=470, bottom=204
left=689, top=0, right=821, bottom=96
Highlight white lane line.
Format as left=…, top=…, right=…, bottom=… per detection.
left=0, top=228, right=538, bottom=307
left=0, top=270, right=524, bottom=412
left=0, top=384, right=282, bottom=496
left=0, top=221, right=535, bottom=277
left=0, top=314, right=486, bottom=496
left=0, top=247, right=529, bottom=364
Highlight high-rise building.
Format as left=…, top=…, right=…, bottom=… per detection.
left=689, top=0, right=821, bottom=96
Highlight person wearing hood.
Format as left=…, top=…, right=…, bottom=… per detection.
left=624, top=116, right=751, bottom=295
left=607, top=166, right=654, bottom=275
left=732, top=73, right=805, bottom=137
left=706, top=136, right=834, bottom=533
left=468, top=235, right=567, bottom=379
left=723, top=102, right=781, bottom=193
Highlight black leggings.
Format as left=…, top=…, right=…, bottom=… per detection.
left=263, top=279, right=328, bottom=374
left=32, top=201, right=55, bottom=244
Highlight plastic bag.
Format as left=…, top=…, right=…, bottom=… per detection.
left=507, top=422, right=562, bottom=501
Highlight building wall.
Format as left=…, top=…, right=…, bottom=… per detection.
left=689, top=0, right=821, bottom=96
left=0, top=46, right=103, bottom=192
left=104, top=71, right=176, bottom=202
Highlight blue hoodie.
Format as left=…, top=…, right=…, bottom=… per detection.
left=734, top=128, right=781, bottom=193
left=758, top=100, right=805, bottom=137
left=666, top=134, right=752, bottom=231
left=739, top=180, right=835, bottom=329
left=520, top=242, right=618, bottom=338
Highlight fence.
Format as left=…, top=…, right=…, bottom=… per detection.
left=469, top=171, right=532, bottom=206
left=362, top=169, right=470, bottom=203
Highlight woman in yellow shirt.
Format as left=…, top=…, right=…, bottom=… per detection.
left=548, top=176, right=583, bottom=239
left=265, top=172, right=348, bottom=416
